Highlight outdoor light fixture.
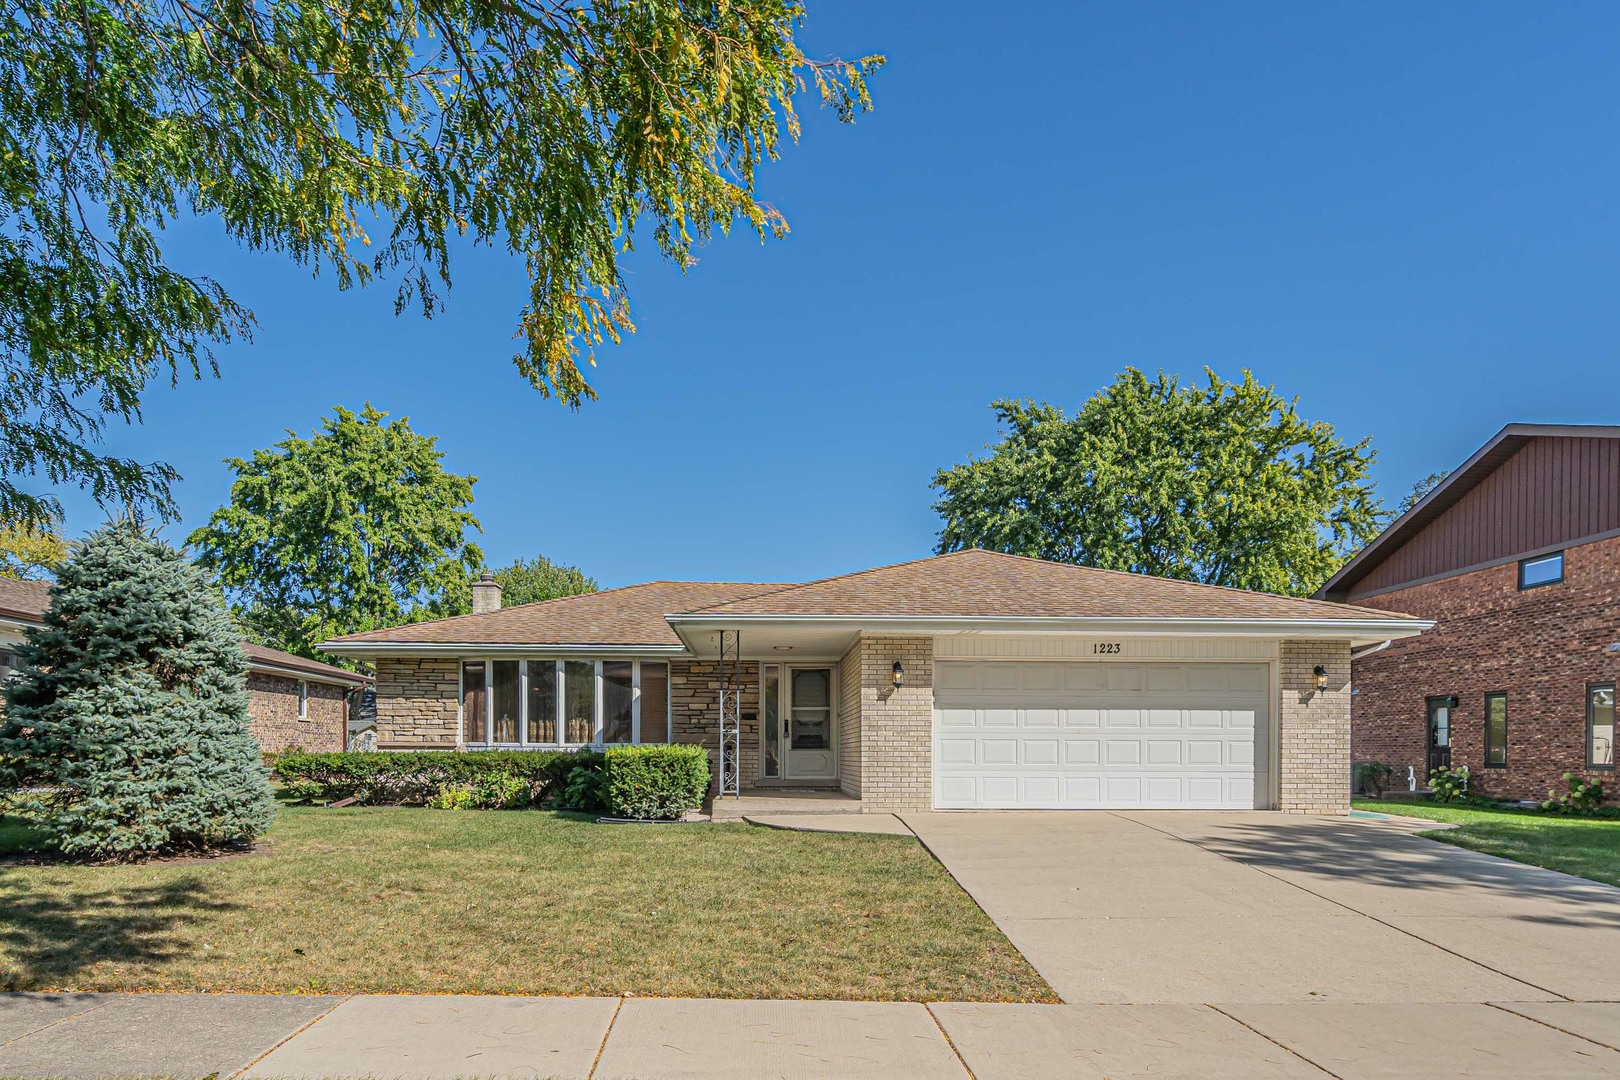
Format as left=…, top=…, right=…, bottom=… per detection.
left=892, top=660, right=905, bottom=689
left=1313, top=665, right=1329, bottom=692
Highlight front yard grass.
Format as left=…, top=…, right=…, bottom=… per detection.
left=0, top=803, right=1055, bottom=1002
left=1353, top=799, right=1620, bottom=887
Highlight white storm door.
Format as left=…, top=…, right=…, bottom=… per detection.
left=784, top=667, right=836, bottom=780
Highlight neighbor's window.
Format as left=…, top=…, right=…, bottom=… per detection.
left=1484, top=693, right=1507, bottom=768
left=297, top=679, right=309, bottom=719
left=1, top=647, right=15, bottom=682
left=1518, top=551, right=1564, bottom=589
left=461, top=659, right=669, bottom=747
left=1589, top=682, right=1615, bottom=770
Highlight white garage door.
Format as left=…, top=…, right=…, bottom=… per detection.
left=933, top=661, right=1271, bottom=810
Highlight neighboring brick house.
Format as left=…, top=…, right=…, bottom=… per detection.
left=1316, top=424, right=1620, bottom=800
left=320, top=549, right=1428, bottom=814
left=0, top=577, right=366, bottom=754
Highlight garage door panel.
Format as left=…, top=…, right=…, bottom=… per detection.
left=934, top=661, right=1270, bottom=810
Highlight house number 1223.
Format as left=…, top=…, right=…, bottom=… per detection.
left=1092, top=642, right=1122, bottom=655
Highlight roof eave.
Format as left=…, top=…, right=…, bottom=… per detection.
left=247, top=659, right=370, bottom=686
left=317, top=640, right=691, bottom=658
left=665, top=612, right=1432, bottom=641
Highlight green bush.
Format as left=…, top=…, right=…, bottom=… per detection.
left=1354, top=761, right=1395, bottom=798
left=559, top=762, right=610, bottom=814
left=604, top=744, right=710, bottom=820
left=1429, top=765, right=1470, bottom=802
left=273, top=750, right=592, bottom=807
left=1544, top=773, right=1606, bottom=814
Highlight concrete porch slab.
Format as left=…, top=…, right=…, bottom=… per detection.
left=243, top=994, right=619, bottom=1080
left=743, top=813, right=913, bottom=835
left=1495, top=1001, right=1620, bottom=1052
left=0, top=992, right=342, bottom=1080
left=930, top=1002, right=1325, bottom=1079
left=592, top=998, right=968, bottom=1080
left=1224, top=1003, right=1620, bottom=1079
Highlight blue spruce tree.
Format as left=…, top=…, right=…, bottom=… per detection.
left=0, top=523, right=275, bottom=857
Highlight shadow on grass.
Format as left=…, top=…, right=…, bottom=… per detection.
left=0, top=875, right=238, bottom=990
left=1183, top=818, right=1620, bottom=928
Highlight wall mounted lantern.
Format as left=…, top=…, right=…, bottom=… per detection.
left=892, top=660, right=905, bottom=689
left=1313, top=665, right=1329, bottom=692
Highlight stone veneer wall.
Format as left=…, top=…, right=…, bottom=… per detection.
left=857, top=636, right=934, bottom=812
left=374, top=656, right=460, bottom=747
left=246, top=673, right=348, bottom=753
left=1279, top=639, right=1352, bottom=814
left=837, top=643, right=862, bottom=798
left=670, top=659, right=761, bottom=790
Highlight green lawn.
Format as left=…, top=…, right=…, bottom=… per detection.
left=0, top=804, right=1054, bottom=1002
left=1354, top=799, right=1620, bottom=887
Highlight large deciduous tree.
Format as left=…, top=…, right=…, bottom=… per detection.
left=444, top=554, right=599, bottom=614
left=1, top=0, right=882, bottom=526
left=932, top=369, right=1384, bottom=597
left=0, top=523, right=276, bottom=859
left=188, top=404, right=482, bottom=658
left=0, top=517, right=68, bottom=579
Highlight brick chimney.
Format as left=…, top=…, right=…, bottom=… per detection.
left=471, top=573, right=503, bottom=614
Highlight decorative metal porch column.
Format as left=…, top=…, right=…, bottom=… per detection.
left=718, top=629, right=742, bottom=798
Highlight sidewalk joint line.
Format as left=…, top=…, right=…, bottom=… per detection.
left=586, top=995, right=625, bottom=1079
left=1111, top=813, right=1571, bottom=1002
left=1485, top=1001, right=1620, bottom=1053
left=0, top=992, right=120, bottom=1048
left=1206, top=1004, right=1344, bottom=1079
left=226, top=993, right=352, bottom=1079
left=924, top=1002, right=978, bottom=1080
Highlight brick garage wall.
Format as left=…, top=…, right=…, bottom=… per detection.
left=1352, top=533, right=1620, bottom=801
left=374, top=656, right=459, bottom=747
left=858, top=636, right=933, bottom=813
left=670, top=659, right=761, bottom=791
left=838, top=643, right=862, bottom=798
left=246, top=673, right=347, bottom=753
left=1279, top=640, right=1352, bottom=814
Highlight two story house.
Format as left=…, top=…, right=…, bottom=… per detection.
left=1316, top=424, right=1620, bottom=799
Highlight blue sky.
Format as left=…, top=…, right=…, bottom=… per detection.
left=49, top=2, right=1620, bottom=587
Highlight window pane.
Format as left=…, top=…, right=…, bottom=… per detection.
left=1520, top=552, right=1563, bottom=588
left=564, top=660, right=595, bottom=744
left=527, top=661, right=557, bottom=743
left=793, top=668, right=830, bottom=708
left=790, top=668, right=831, bottom=750
left=490, top=660, right=520, bottom=743
left=762, top=665, right=780, bottom=777
left=640, top=662, right=669, bottom=744
left=603, top=661, right=633, bottom=744
left=1485, top=694, right=1507, bottom=766
left=462, top=662, right=487, bottom=743
left=1591, top=684, right=1615, bottom=768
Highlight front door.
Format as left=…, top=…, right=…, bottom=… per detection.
left=1426, top=696, right=1453, bottom=778
left=761, top=664, right=836, bottom=781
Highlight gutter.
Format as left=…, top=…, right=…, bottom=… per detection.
left=663, top=613, right=1434, bottom=639
left=247, top=659, right=370, bottom=686
left=317, top=641, right=690, bottom=659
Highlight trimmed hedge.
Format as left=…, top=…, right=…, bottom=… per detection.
left=273, top=750, right=597, bottom=807
left=604, top=744, right=710, bottom=821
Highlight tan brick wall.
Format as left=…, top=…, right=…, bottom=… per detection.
left=247, top=673, right=348, bottom=754
left=374, top=656, right=459, bottom=747
left=858, top=636, right=933, bottom=812
left=1279, top=640, right=1352, bottom=814
left=837, top=643, right=862, bottom=798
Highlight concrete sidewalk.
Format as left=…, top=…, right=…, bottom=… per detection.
left=4, top=991, right=1620, bottom=1079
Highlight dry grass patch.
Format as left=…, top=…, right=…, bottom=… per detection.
left=0, top=805, right=1054, bottom=1002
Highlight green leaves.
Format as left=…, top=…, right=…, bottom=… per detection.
left=187, top=403, right=481, bottom=659
left=1, top=0, right=882, bottom=526
left=932, top=368, right=1386, bottom=598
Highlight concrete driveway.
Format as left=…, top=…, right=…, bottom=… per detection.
left=902, top=811, right=1620, bottom=1006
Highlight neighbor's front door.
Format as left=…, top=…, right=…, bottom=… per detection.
left=761, top=665, right=836, bottom=781
left=1426, top=696, right=1453, bottom=779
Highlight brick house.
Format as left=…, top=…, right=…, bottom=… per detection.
left=0, top=577, right=366, bottom=754
left=1315, top=424, right=1620, bottom=800
left=319, top=549, right=1428, bottom=814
